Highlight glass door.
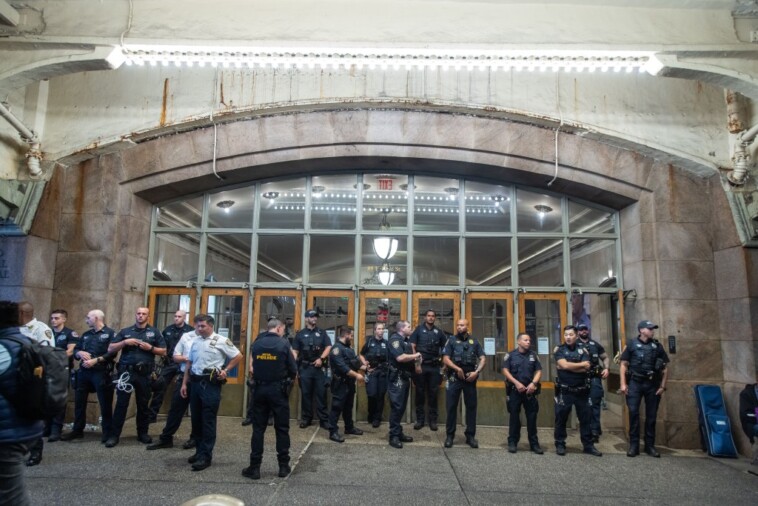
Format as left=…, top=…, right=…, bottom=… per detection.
left=252, top=289, right=301, bottom=418
left=148, top=287, right=197, bottom=329
left=306, top=290, right=354, bottom=346
left=356, top=290, right=407, bottom=423
left=465, top=293, right=513, bottom=426
left=201, top=288, right=249, bottom=416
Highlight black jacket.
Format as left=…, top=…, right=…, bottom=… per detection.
left=738, top=383, right=758, bottom=443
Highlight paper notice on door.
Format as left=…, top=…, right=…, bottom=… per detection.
left=483, top=337, right=496, bottom=356
left=537, top=337, right=549, bottom=355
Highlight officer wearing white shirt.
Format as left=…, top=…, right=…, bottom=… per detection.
left=17, top=301, right=53, bottom=467
left=147, top=328, right=201, bottom=451
left=180, top=314, right=241, bottom=471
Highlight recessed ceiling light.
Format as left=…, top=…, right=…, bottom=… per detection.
left=262, top=191, right=280, bottom=199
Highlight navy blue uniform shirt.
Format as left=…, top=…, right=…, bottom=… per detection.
left=554, top=343, right=590, bottom=387
left=409, top=324, right=446, bottom=363
left=502, top=348, right=542, bottom=385
left=252, top=331, right=298, bottom=382
left=75, top=326, right=116, bottom=368
left=112, top=325, right=165, bottom=366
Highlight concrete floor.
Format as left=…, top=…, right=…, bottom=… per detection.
left=27, top=415, right=758, bottom=505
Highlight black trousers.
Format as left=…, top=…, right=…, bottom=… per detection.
left=388, top=372, right=411, bottom=439
left=73, top=368, right=114, bottom=437
left=366, top=368, right=388, bottom=423
left=328, top=377, right=356, bottom=433
left=627, top=378, right=661, bottom=448
left=189, top=378, right=222, bottom=461
left=298, top=366, right=328, bottom=424
left=507, top=391, right=540, bottom=446
left=414, top=363, right=441, bottom=424
left=554, top=388, right=593, bottom=449
left=250, top=382, right=291, bottom=466
left=112, top=369, right=150, bottom=438
left=149, top=365, right=178, bottom=418
left=445, top=377, right=477, bottom=437
left=158, top=377, right=197, bottom=442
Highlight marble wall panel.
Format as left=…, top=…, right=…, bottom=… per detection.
left=665, top=421, right=701, bottom=449
left=125, top=217, right=151, bottom=259
left=611, top=148, right=654, bottom=189
left=29, top=166, right=63, bottom=242
left=330, top=110, right=370, bottom=144
left=746, top=249, right=758, bottom=298
left=721, top=340, right=757, bottom=384
left=22, top=236, right=58, bottom=290
left=659, top=299, right=719, bottom=341
left=17, top=286, right=53, bottom=322
left=575, top=141, right=619, bottom=180
left=657, top=261, right=715, bottom=300
left=717, top=297, right=757, bottom=342
left=621, top=261, right=660, bottom=300
left=648, top=163, right=712, bottom=224
left=620, top=223, right=656, bottom=263
left=62, top=159, right=119, bottom=215
left=663, top=381, right=698, bottom=424
left=119, top=143, right=164, bottom=182
left=57, top=213, right=117, bottom=253
left=54, top=252, right=111, bottom=290
left=714, top=247, right=749, bottom=300
left=708, top=174, right=742, bottom=251
left=655, top=222, right=713, bottom=261
left=666, top=339, right=723, bottom=382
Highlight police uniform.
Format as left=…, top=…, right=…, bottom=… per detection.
left=577, top=336, right=606, bottom=438
left=148, top=322, right=194, bottom=420
left=293, top=325, right=331, bottom=427
left=247, top=330, right=298, bottom=476
left=328, top=339, right=362, bottom=438
left=621, top=336, right=669, bottom=452
left=69, top=326, right=116, bottom=441
left=360, top=336, right=389, bottom=426
left=409, top=323, right=446, bottom=428
left=110, top=324, right=165, bottom=443
left=186, top=332, right=240, bottom=465
left=387, top=332, right=415, bottom=445
left=502, top=347, right=542, bottom=450
left=442, top=333, right=484, bottom=444
left=553, top=342, right=594, bottom=453
left=150, top=331, right=199, bottom=448
left=49, top=326, right=79, bottom=439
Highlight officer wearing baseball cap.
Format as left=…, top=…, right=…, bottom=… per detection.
left=575, top=323, right=609, bottom=443
left=292, top=309, right=332, bottom=429
left=619, top=320, right=670, bottom=457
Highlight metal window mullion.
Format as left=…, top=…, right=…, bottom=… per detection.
left=197, top=193, right=210, bottom=289
left=303, top=177, right=312, bottom=291
left=562, top=196, right=571, bottom=291
left=459, top=179, right=466, bottom=290
left=355, top=175, right=365, bottom=286
left=251, top=183, right=262, bottom=284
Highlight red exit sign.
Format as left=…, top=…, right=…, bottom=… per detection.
left=378, top=179, right=393, bottom=190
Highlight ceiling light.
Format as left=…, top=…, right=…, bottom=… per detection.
left=373, top=212, right=399, bottom=261
left=262, top=191, right=280, bottom=200
left=216, top=200, right=235, bottom=214
left=378, top=262, right=395, bottom=286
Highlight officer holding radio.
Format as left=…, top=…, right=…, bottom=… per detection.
left=502, top=332, right=543, bottom=454
left=292, top=309, right=332, bottom=429
left=410, top=309, right=447, bottom=431
left=180, top=314, right=241, bottom=471
left=107, top=307, right=166, bottom=448
left=442, top=319, right=485, bottom=449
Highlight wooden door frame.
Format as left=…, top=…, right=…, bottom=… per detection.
left=147, top=287, right=198, bottom=327
left=252, top=289, right=302, bottom=342
left=411, top=291, right=460, bottom=329
left=465, top=292, right=514, bottom=388
left=200, top=288, right=249, bottom=385
left=517, top=292, right=567, bottom=388
left=357, top=290, right=408, bottom=350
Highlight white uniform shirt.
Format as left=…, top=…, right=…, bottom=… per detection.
left=19, top=318, right=54, bottom=347
left=188, top=332, right=240, bottom=375
left=174, top=331, right=199, bottom=373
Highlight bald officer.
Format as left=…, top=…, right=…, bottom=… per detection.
left=181, top=314, right=241, bottom=471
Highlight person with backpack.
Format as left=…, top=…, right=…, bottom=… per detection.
left=17, top=301, right=54, bottom=467
left=0, top=300, right=45, bottom=506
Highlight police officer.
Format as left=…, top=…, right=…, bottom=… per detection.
left=242, top=318, right=298, bottom=480
left=502, top=332, right=543, bottom=454
left=387, top=320, right=422, bottom=449
left=554, top=325, right=602, bottom=457
left=576, top=323, right=609, bottom=443
left=410, top=309, right=447, bottom=431
left=147, top=325, right=200, bottom=451
left=292, top=309, right=332, bottom=429
left=620, top=320, right=670, bottom=458
left=47, top=309, right=79, bottom=442
left=0, top=300, right=45, bottom=505
left=360, top=322, right=389, bottom=427
left=107, top=307, right=166, bottom=448
left=61, top=309, right=116, bottom=444
left=442, top=319, right=485, bottom=449
left=148, top=310, right=194, bottom=423
left=327, top=326, right=366, bottom=443
left=17, top=301, right=54, bottom=467
left=180, top=314, right=241, bottom=471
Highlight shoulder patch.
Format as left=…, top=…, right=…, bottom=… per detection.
left=468, top=339, right=473, bottom=344
left=392, top=340, right=400, bottom=349
left=503, top=352, right=509, bottom=361
left=226, top=339, right=236, bottom=348
left=332, top=347, right=340, bottom=356
left=44, top=329, right=53, bottom=339
left=71, top=331, right=79, bottom=338
left=553, top=346, right=560, bottom=353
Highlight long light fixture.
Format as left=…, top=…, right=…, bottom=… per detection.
left=373, top=212, right=398, bottom=261
left=378, top=262, right=395, bottom=286
left=119, top=45, right=661, bottom=74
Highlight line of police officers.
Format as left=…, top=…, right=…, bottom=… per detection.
left=41, top=303, right=669, bottom=479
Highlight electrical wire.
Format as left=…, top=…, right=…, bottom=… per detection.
left=547, top=77, right=564, bottom=187
left=114, top=371, right=134, bottom=393
left=119, top=0, right=134, bottom=48
left=210, top=69, right=223, bottom=180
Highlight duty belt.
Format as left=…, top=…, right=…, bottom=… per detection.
left=630, top=372, right=655, bottom=381
left=120, top=363, right=152, bottom=375
left=558, top=384, right=589, bottom=393
left=190, top=374, right=212, bottom=382
left=253, top=379, right=283, bottom=386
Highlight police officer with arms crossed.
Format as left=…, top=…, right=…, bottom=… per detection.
left=410, top=310, right=447, bottom=431
left=17, top=301, right=54, bottom=467
left=327, top=326, right=366, bottom=443
left=387, top=320, right=422, bottom=449
left=107, top=307, right=166, bottom=448
left=147, top=322, right=201, bottom=451
left=148, top=310, right=194, bottom=424
left=47, top=309, right=79, bottom=442
left=619, top=320, right=669, bottom=458
left=61, top=309, right=116, bottom=444
left=242, top=318, right=298, bottom=480
left=442, top=319, right=486, bottom=449
left=180, top=314, right=241, bottom=471
left=553, top=325, right=602, bottom=457
left=0, top=301, right=45, bottom=506
left=502, top=332, right=543, bottom=454
left=360, top=322, right=389, bottom=427
left=576, top=323, right=609, bottom=443
left=292, top=309, right=332, bottom=429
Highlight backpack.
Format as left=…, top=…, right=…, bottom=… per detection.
left=0, top=334, right=69, bottom=419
